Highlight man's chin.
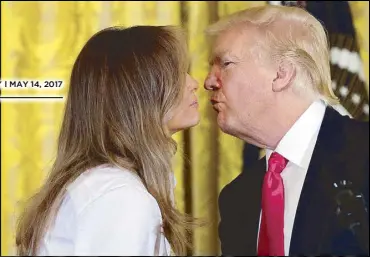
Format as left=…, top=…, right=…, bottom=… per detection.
left=217, top=114, right=234, bottom=135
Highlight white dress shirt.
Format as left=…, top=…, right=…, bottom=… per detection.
left=38, top=164, right=172, bottom=256
left=258, top=100, right=328, bottom=255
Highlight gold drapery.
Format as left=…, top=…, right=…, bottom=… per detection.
left=1, top=1, right=368, bottom=255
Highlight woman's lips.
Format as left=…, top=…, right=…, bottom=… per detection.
left=190, top=100, right=198, bottom=107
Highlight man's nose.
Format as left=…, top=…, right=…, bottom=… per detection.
left=204, top=73, right=220, bottom=91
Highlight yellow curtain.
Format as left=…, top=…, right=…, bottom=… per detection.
left=1, top=1, right=368, bottom=255
left=350, top=1, right=369, bottom=94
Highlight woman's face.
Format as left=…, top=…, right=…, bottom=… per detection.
left=166, top=74, right=200, bottom=134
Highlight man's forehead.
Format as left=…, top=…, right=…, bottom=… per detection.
left=211, top=48, right=232, bottom=59
left=211, top=27, right=253, bottom=59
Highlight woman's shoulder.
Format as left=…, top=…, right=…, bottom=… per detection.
left=66, top=164, right=160, bottom=216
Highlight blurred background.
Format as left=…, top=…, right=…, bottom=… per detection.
left=1, top=1, right=368, bottom=255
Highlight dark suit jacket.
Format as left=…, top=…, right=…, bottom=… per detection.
left=218, top=107, right=369, bottom=256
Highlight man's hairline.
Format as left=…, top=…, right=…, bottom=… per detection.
left=206, top=22, right=271, bottom=65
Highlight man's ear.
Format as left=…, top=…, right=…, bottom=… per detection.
left=272, top=61, right=296, bottom=92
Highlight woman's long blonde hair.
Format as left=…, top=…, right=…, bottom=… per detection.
left=16, top=25, right=194, bottom=255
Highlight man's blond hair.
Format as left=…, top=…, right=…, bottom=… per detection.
left=206, top=5, right=339, bottom=105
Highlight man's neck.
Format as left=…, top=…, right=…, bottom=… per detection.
left=264, top=97, right=314, bottom=150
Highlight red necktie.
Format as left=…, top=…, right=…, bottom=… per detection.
left=257, top=152, right=288, bottom=256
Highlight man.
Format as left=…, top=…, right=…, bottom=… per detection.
left=204, top=5, right=369, bottom=256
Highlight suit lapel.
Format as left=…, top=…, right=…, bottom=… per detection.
left=232, top=159, right=265, bottom=254
left=289, top=107, right=345, bottom=255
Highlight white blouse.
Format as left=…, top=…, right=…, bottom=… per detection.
left=38, top=164, right=172, bottom=256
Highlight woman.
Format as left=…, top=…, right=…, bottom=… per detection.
left=16, top=25, right=200, bottom=256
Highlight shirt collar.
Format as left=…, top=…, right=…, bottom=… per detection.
left=266, top=100, right=326, bottom=170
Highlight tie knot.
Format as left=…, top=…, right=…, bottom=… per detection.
left=268, top=152, right=288, bottom=174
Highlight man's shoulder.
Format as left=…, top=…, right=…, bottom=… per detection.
left=346, top=118, right=369, bottom=158
left=219, top=172, right=242, bottom=203
left=341, top=116, right=369, bottom=181
left=318, top=109, right=369, bottom=192
left=320, top=107, right=368, bottom=152
left=219, top=158, right=265, bottom=204
left=337, top=107, right=369, bottom=132
left=343, top=116, right=369, bottom=145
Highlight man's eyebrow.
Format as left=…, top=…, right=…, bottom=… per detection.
left=209, top=50, right=242, bottom=65
left=208, top=56, right=217, bottom=65
left=208, top=50, right=230, bottom=65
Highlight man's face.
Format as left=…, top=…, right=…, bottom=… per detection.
left=204, top=25, right=277, bottom=144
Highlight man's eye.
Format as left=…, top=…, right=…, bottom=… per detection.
left=222, top=61, right=233, bottom=67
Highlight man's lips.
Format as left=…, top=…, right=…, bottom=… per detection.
left=210, top=99, right=220, bottom=105
left=210, top=99, right=222, bottom=112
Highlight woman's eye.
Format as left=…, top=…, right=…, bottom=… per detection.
left=222, top=61, right=233, bottom=67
